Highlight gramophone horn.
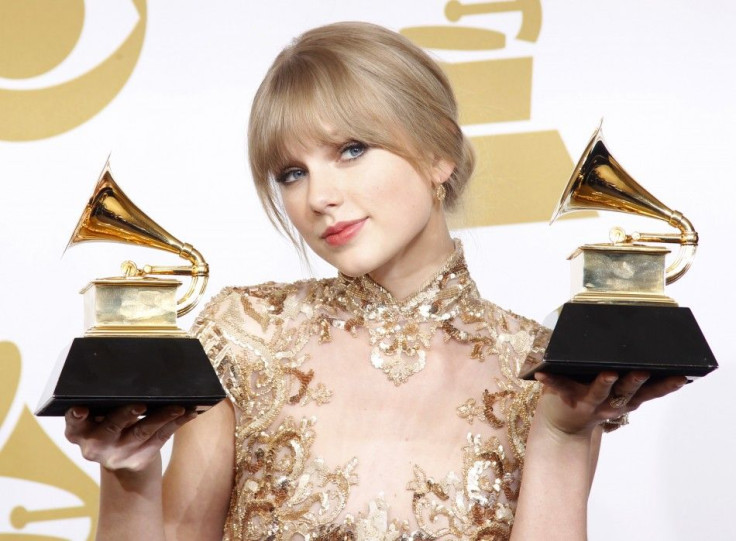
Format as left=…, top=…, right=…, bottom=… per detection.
left=66, top=160, right=208, bottom=316
left=551, top=123, right=698, bottom=284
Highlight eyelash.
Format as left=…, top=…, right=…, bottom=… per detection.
left=339, top=141, right=367, bottom=161
left=274, top=141, right=368, bottom=184
left=275, top=167, right=305, bottom=185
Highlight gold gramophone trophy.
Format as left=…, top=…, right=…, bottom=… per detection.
left=36, top=161, right=225, bottom=416
left=519, top=123, right=718, bottom=380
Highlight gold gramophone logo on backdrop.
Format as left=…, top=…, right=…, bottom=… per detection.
left=401, top=0, right=591, bottom=227
left=0, top=342, right=98, bottom=540
left=0, top=0, right=147, bottom=141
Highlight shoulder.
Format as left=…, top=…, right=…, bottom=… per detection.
left=189, top=278, right=336, bottom=410
left=478, top=297, right=548, bottom=335
left=191, top=278, right=337, bottom=338
left=475, top=297, right=552, bottom=360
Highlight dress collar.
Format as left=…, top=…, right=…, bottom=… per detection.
left=335, top=240, right=479, bottom=385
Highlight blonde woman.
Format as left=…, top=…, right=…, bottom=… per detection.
left=65, top=21, right=685, bottom=540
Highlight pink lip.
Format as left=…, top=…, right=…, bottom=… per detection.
left=321, top=218, right=366, bottom=246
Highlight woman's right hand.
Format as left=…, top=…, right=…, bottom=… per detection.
left=64, top=405, right=197, bottom=473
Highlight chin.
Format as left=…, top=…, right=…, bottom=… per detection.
left=336, top=267, right=364, bottom=278
left=326, top=253, right=377, bottom=278
left=332, top=260, right=370, bottom=278
left=310, top=242, right=384, bottom=278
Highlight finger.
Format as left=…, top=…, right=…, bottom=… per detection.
left=536, top=372, right=613, bottom=410
left=534, top=372, right=582, bottom=395
left=100, top=411, right=198, bottom=472
left=152, top=410, right=199, bottom=443
left=64, top=407, right=90, bottom=443
left=627, top=376, right=687, bottom=409
left=92, top=405, right=147, bottom=440
left=534, top=373, right=583, bottom=407
left=587, top=372, right=619, bottom=405
left=121, top=406, right=188, bottom=445
left=611, top=371, right=650, bottom=400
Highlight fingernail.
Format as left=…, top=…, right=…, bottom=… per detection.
left=131, top=406, right=146, bottom=415
left=170, top=406, right=185, bottom=417
left=70, top=408, right=84, bottom=419
left=604, top=375, right=618, bottom=384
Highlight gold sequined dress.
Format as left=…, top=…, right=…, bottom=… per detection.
left=191, top=242, right=550, bottom=540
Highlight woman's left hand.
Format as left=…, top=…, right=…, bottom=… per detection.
left=534, top=371, right=687, bottom=436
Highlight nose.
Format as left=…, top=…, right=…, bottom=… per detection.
left=307, top=166, right=343, bottom=213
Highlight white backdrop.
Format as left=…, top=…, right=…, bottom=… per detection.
left=1, top=1, right=734, bottom=539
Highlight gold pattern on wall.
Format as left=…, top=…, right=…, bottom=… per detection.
left=0, top=0, right=85, bottom=79
left=445, top=0, right=542, bottom=42
left=0, top=342, right=99, bottom=540
left=401, top=0, right=595, bottom=228
left=0, top=0, right=147, bottom=141
left=442, top=58, right=532, bottom=125
left=454, top=131, right=589, bottom=228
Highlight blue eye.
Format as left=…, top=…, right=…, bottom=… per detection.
left=340, top=142, right=366, bottom=161
left=276, top=168, right=306, bottom=184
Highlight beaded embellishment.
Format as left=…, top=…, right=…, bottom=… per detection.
left=191, top=240, right=549, bottom=540
left=337, top=241, right=476, bottom=385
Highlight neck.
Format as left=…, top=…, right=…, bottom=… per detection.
left=368, top=227, right=455, bottom=301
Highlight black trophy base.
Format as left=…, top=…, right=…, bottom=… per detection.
left=519, top=303, right=718, bottom=382
left=36, top=336, right=226, bottom=416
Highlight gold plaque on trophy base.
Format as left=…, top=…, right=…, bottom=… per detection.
left=568, top=244, right=676, bottom=306
left=82, top=278, right=184, bottom=336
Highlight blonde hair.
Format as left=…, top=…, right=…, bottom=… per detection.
left=248, top=21, right=475, bottom=241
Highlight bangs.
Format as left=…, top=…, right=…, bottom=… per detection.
left=249, top=51, right=409, bottom=184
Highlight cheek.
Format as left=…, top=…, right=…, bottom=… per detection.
left=387, top=178, right=434, bottom=214
left=280, top=191, right=308, bottom=232
left=367, top=166, right=432, bottom=206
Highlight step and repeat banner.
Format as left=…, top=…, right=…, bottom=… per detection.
left=1, top=1, right=734, bottom=539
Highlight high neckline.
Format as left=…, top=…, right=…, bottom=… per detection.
left=337, top=239, right=469, bottom=308
left=335, top=240, right=479, bottom=385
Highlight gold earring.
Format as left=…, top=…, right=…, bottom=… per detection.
left=434, top=183, right=446, bottom=203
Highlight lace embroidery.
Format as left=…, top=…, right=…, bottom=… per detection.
left=337, top=241, right=477, bottom=385
left=191, top=241, right=547, bottom=540
left=408, top=433, right=518, bottom=539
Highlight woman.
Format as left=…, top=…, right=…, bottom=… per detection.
left=64, top=21, right=685, bottom=540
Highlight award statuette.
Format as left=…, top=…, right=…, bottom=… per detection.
left=36, top=161, right=226, bottom=416
left=519, top=123, right=718, bottom=381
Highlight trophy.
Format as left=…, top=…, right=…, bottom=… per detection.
left=36, top=161, right=225, bottom=416
left=519, top=123, right=718, bottom=381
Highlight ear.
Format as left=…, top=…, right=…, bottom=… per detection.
left=431, top=157, right=455, bottom=186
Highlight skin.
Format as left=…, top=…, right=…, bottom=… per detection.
left=515, top=371, right=685, bottom=540
left=64, top=139, right=686, bottom=540
left=277, top=138, right=456, bottom=299
left=66, top=401, right=234, bottom=541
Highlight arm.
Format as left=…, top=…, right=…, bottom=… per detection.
left=511, top=372, right=686, bottom=540
left=511, top=406, right=602, bottom=539
left=163, top=399, right=235, bottom=539
left=66, top=399, right=235, bottom=541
